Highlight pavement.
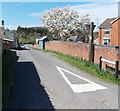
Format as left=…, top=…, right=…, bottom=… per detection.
left=7, top=46, right=119, bottom=110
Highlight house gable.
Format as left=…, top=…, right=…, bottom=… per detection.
left=111, top=17, right=120, bottom=46
left=98, top=17, right=120, bottom=46
left=99, top=18, right=117, bottom=29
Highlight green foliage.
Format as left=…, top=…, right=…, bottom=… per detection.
left=17, top=26, right=49, bottom=44
left=43, top=49, right=120, bottom=85
left=2, top=50, right=13, bottom=109
left=93, top=31, right=98, bottom=40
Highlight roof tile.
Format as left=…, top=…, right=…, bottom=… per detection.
left=99, top=17, right=117, bottom=29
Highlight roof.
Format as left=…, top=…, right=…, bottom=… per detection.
left=68, top=36, right=78, bottom=41
left=99, top=17, right=117, bottom=29
left=36, top=36, right=47, bottom=41
left=36, top=37, right=42, bottom=39
left=110, top=16, right=120, bottom=24
left=2, top=38, right=14, bottom=41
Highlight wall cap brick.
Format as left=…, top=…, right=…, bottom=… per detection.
left=47, top=40, right=90, bottom=45
left=95, top=44, right=119, bottom=48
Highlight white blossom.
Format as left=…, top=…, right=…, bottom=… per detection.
left=41, top=7, right=90, bottom=41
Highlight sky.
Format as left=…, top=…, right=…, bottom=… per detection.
left=1, top=0, right=119, bottom=30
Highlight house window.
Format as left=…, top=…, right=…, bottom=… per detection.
left=104, top=28, right=110, bottom=35
left=103, top=38, right=110, bottom=45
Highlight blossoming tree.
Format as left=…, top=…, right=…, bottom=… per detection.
left=42, top=7, right=90, bottom=41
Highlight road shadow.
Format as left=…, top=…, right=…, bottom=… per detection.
left=11, top=47, right=30, bottom=51
left=4, top=50, right=55, bottom=110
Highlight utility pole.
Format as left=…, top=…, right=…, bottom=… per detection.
left=88, top=22, right=95, bottom=62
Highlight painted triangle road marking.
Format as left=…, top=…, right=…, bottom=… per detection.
left=56, top=66, right=107, bottom=93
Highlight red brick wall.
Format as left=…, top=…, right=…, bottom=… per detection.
left=94, top=45, right=119, bottom=64
left=33, top=44, right=39, bottom=49
left=111, top=19, right=120, bottom=46
left=45, top=41, right=120, bottom=69
left=98, top=28, right=111, bottom=45
left=94, top=45, right=119, bottom=69
left=98, top=29, right=102, bottom=44
left=45, top=41, right=89, bottom=60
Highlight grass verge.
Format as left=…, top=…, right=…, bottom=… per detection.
left=2, top=50, right=13, bottom=109
left=32, top=47, right=120, bottom=85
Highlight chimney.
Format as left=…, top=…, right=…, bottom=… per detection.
left=2, top=20, right=4, bottom=28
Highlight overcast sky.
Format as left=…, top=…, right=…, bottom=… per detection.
left=1, top=0, right=119, bottom=30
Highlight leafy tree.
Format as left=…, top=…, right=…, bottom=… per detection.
left=42, top=7, right=90, bottom=42
left=16, top=26, right=49, bottom=43
left=93, top=31, right=98, bottom=40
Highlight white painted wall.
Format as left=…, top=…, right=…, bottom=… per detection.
left=5, top=29, right=14, bottom=40
left=4, top=29, right=18, bottom=48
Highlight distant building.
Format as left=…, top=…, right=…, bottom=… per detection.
left=36, top=36, right=49, bottom=49
left=98, top=17, right=120, bottom=46
left=0, top=27, right=5, bottom=39
left=3, top=29, right=18, bottom=48
left=67, top=36, right=81, bottom=42
left=4, top=29, right=14, bottom=40
left=0, top=20, right=18, bottom=53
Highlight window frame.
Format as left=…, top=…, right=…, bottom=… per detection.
left=104, top=28, right=110, bottom=36
left=103, top=38, right=110, bottom=45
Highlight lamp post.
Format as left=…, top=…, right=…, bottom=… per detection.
left=86, top=22, right=96, bottom=62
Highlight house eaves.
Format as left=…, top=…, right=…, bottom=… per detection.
left=2, top=38, right=14, bottom=42
left=110, top=17, right=120, bottom=24
left=37, top=36, right=47, bottom=41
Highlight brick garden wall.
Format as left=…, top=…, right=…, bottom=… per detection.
left=0, top=39, right=3, bottom=55
left=0, top=39, right=14, bottom=55
left=3, top=41, right=13, bottom=51
left=33, top=44, right=39, bottom=49
left=45, top=41, right=89, bottom=60
left=45, top=41, right=120, bottom=70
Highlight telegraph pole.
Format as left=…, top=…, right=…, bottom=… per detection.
left=88, top=22, right=95, bottom=62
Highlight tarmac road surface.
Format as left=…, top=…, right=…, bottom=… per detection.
left=7, top=47, right=119, bottom=109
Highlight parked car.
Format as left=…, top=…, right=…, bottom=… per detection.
left=20, top=44, right=25, bottom=48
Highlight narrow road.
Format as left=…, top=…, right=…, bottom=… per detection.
left=7, top=47, right=118, bottom=109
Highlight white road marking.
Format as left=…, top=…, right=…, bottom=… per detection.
left=56, top=66, right=107, bottom=93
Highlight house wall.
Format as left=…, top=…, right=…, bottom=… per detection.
left=3, top=40, right=13, bottom=51
left=0, top=27, right=5, bottom=39
left=5, top=30, right=14, bottom=40
left=33, top=44, right=39, bottom=49
left=111, top=19, right=120, bottom=46
left=39, top=41, right=43, bottom=50
left=0, top=39, right=3, bottom=55
left=98, top=28, right=111, bottom=45
left=45, top=41, right=120, bottom=70
left=98, top=29, right=102, bottom=44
